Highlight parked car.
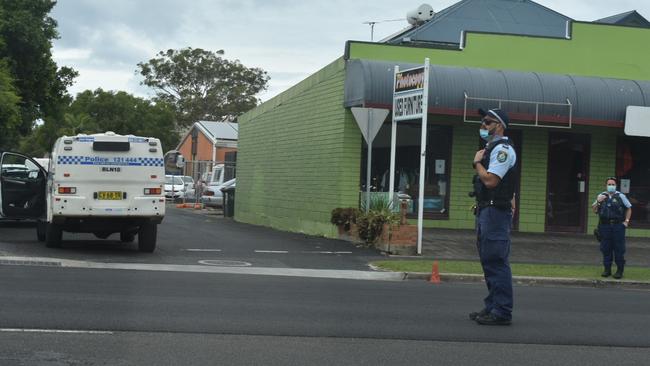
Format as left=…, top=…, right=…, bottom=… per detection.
left=201, top=178, right=235, bottom=207
left=164, top=175, right=186, bottom=200
left=181, top=175, right=196, bottom=200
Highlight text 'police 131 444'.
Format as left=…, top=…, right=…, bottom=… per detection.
left=394, top=93, right=423, bottom=121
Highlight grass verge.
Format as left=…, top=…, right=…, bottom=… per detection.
left=371, top=260, right=650, bottom=282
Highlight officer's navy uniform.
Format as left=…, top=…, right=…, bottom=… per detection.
left=475, top=136, right=517, bottom=321
left=594, top=191, right=631, bottom=272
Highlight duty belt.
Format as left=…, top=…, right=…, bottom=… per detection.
left=599, top=219, right=622, bottom=225
left=477, top=200, right=511, bottom=210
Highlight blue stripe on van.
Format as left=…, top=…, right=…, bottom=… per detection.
left=57, top=156, right=163, bottom=167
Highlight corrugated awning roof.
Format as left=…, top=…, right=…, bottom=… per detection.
left=344, top=59, right=650, bottom=127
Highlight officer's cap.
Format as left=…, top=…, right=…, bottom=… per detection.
left=478, top=108, right=509, bottom=129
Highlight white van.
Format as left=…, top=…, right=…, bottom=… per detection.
left=39, top=132, right=165, bottom=252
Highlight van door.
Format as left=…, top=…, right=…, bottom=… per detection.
left=0, top=152, right=47, bottom=219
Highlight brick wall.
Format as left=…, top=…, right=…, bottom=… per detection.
left=236, top=58, right=360, bottom=237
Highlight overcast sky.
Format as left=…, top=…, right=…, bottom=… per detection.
left=51, top=0, right=650, bottom=102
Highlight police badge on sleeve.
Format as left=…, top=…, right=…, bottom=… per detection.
left=497, top=150, right=508, bottom=163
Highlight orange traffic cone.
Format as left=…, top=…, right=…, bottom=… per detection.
left=429, top=260, right=441, bottom=284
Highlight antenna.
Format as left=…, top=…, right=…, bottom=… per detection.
left=362, top=19, right=404, bottom=41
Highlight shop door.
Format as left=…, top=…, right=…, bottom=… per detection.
left=545, top=133, right=590, bottom=233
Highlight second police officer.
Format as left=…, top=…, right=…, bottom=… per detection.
left=592, top=177, right=632, bottom=279
left=470, top=108, right=517, bottom=326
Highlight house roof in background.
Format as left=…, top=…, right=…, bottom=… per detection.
left=196, top=121, right=239, bottom=143
left=385, top=0, right=571, bottom=46
left=595, top=10, right=650, bottom=28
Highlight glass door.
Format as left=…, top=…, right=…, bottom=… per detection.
left=545, top=133, right=590, bottom=233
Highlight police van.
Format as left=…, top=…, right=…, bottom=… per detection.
left=38, top=132, right=166, bottom=252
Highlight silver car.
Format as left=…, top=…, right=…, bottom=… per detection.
left=201, top=178, right=235, bottom=207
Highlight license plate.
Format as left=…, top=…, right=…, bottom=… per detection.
left=98, top=191, right=122, bottom=200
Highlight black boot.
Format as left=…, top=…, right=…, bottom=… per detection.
left=601, top=266, right=612, bottom=277
left=613, top=264, right=624, bottom=279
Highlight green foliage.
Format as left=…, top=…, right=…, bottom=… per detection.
left=330, top=208, right=360, bottom=230
left=0, top=60, right=21, bottom=149
left=68, top=89, right=180, bottom=151
left=356, top=209, right=399, bottom=246
left=137, top=47, right=270, bottom=126
left=20, top=89, right=180, bottom=157
left=0, top=0, right=77, bottom=136
left=359, top=193, right=394, bottom=212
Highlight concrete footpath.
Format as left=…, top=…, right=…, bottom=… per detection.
left=411, top=228, right=650, bottom=289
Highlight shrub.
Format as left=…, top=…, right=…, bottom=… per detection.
left=330, top=207, right=360, bottom=231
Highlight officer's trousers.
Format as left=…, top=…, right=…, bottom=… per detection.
left=598, top=223, right=626, bottom=268
left=476, top=206, right=513, bottom=320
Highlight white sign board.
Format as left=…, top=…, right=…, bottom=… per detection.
left=393, top=66, right=425, bottom=122
left=435, top=159, right=445, bottom=174
left=620, top=179, right=631, bottom=194
left=625, top=106, right=650, bottom=137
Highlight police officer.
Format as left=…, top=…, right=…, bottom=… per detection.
left=469, top=108, right=517, bottom=326
left=592, top=177, right=632, bottom=279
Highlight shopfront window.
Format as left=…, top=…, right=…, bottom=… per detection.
left=616, top=137, right=650, bottom=227
left=361, top=122, right=452, bottom=219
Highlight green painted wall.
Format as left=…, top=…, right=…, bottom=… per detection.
left=236, top=58, right=361, bottom=237
left=517, top=128, right=548, bottom=233
left=347, top=22, right=650, bottom=81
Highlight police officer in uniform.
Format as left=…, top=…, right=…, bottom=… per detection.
left=469, top=108, right=517, bottom=326
left=592, top=177, right=632, bottom=279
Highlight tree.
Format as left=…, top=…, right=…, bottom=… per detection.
left=0, top=0, right=77, bottom=138
left=137, top=47, right=269, bottom=126
left=67, top=89, right=179, bottom=151
left=20, top=89, right=180, bottom=157
left=0, top=60, right=21, bottom=149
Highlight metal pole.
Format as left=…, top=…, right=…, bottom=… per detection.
left=417, top=58, right=430, bottom=255
left=366, top=110, right=372, bottom=213
left=389, top=66, right=399, bottom=208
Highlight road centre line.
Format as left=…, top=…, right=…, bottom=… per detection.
left=183, top=249, right=223, bottom=252
left=0, top=328, right=113, bottom=335
left=254, top=250, right=289, bottom=254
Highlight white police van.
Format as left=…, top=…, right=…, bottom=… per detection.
left=37, top=132, right=166, bottom=252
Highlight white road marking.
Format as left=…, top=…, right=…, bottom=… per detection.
left=254, top=250, right=289, bottom=254
left=0, top=328, right=113, bottom=335
left=301, top=251, right=353, bottom=254
left=183, top=249, right=222, bottom=252
left=0, top=256, right=405, bottom=281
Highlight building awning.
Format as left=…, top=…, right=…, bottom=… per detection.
left=344, top=59, right=650, bottom=128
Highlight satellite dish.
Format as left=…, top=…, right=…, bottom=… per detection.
left=407, top=4, right=435, bottom=25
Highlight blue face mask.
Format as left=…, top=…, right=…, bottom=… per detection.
left=607, top=185, right=616, bottom=193
left=479, top=129, right=490, bottom=140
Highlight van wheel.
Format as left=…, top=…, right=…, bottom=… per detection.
left=36, top=220, right=46, bottom=242
left=45, top=223, right=62, bottom=248
left=120, top=231, right=135, bottom=243
left=138, top=223, right=157, bottom=253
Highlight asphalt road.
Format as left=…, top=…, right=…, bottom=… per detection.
left=0, top=205, right=381, bottom=270
left=1, top=207, right=649, bottom=365
left=0, top=265, right=649, bottom=365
